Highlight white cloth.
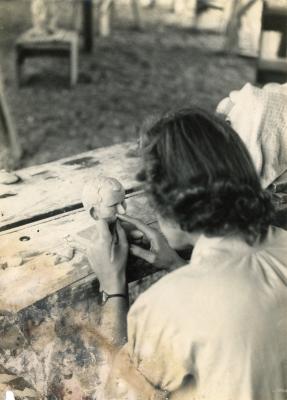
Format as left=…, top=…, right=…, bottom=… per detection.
left=216, top=82, right=287, bottom=188
left=123, top=226, right=287, bottom=400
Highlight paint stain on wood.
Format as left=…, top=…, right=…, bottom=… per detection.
left=31, top=170, right=50, bottom=176
left=0, top=192, right=17, bottom=199
left=62, top=157, right=100, bottom=169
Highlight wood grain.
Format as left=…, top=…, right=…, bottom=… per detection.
left=0, top=191, right=155, bottom=313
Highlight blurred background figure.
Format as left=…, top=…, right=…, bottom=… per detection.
left=31, top=0, right=58, bottom=34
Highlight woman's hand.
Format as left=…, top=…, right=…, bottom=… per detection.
left=86, top=219, right=128, bottom=293
left=117, top=214, right=185, bottom=270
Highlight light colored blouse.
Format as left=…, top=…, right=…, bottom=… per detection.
left=123, top=226, right=287, bottom=400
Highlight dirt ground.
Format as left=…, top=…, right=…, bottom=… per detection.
left=0, top=0, right=256, bottom=168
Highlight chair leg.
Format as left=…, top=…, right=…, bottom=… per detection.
left=99, top=0, right=113, bottom=37
left=131, top=0, right=143, bottom=29
left=70, top=40, right=78, bottom=87
left=16, top=47, right=25, bottom=87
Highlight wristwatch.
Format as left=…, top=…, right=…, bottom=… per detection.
left=99, top=290, right=128, bottom=306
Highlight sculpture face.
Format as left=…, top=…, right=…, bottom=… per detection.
left=82, top=176, right=126, bottom=223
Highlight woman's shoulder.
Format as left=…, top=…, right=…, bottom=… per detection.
left=129, top=226, right=287, bottom=319
left=128, top=263, right=192, bottom=314
left=191, top=226, right=287, bottom=267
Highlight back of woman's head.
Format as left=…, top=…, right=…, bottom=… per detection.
left=138, top=107, right=274, bottom=245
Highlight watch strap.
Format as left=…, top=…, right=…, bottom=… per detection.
left=107, top=293, right=127, bottom=300
left=100, top=290, right=128, bottom=305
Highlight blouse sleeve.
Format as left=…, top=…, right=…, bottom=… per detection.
left=124, top=289, right=192, bottom=394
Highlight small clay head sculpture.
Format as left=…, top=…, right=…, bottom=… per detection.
left=82, top=176, right=126, bottom=223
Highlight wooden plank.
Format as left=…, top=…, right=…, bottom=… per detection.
left=0, top=191, right=156, bottom=313
left=0, top=142, right=140, bottom=231
left=264, top=1, right=287, bottom=17
left=258, top=58, right=287, bottom=72
left=16, top=29, right=78, bottom=45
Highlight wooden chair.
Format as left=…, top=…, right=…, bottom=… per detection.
left=15, top=2, right=81, bottom=87
left=15, top=29, right=79, bottom=87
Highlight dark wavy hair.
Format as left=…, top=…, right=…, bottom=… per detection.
left=137, top=107, right=274, bottom=245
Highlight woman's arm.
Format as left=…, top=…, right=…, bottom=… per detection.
left=99, top=295, right=129, bottom=347
left=86, top=219, right=129, bottom=347
left=86, top=214, right=186, bottom=346
left=85, top=217, right=181, bottom=399
left=118, top=213, right=186, bottom=270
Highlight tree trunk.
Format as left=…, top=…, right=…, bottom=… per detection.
left=0, top=67, right=21, bottom=170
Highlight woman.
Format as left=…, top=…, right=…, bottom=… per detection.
left=87, top=107, right=287, bottom=400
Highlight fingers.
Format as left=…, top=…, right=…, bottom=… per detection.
left=119, top=221, right=144, bottom=239
left=130, top=244, right=156, bottom=264
left=129, top=230, right=144, bottom=240
left=93, top=219, right=111, bottom=242
left=116, top=220, right=128, bottom=248
left=117, top=214, right=157, bottom=240
left=116, top=203, right=126, bottom=215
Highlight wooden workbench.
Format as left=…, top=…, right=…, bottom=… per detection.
left=0, top=142, right=165, bottom=399
left=0, top=141, right=162, bottom=311
left=0, top=142, right=286, bottom=398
